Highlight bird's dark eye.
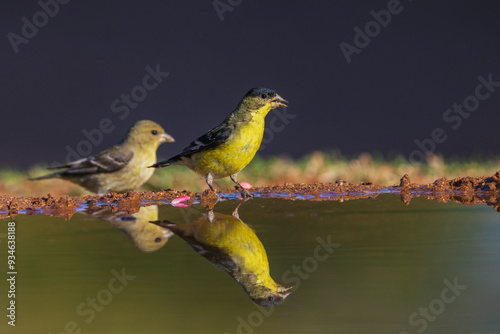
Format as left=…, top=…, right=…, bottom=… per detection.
left=267, top=296, right=274, bottom=301
left=151, top=130, right=158, bottom=135
left=261, top=94, right=267, bottom=99
left=154, top=237, right=162, bottom=243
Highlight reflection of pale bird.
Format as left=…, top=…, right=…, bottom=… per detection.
left=31, top=120, right=175, bottom=194
left=84, top=205, right=173, bottom=253
left=152, top=210, right=292, bottom=306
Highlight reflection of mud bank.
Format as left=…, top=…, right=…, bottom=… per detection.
left=0, top=190, right=197, bottom=220
left=258, top=173, right=500, bottom=211
left=397, top=173, right=500, bottom=211
left=1, top=172, right=500, bottom=219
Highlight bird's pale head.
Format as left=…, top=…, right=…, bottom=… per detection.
left=121, top=205, right=174, bottom=253
left=237, top=87, right=288, bottom=118
left=126, top=120, right=175, bottom=148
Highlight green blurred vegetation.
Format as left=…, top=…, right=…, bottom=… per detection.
left=2, top=152, right=499, bottom=196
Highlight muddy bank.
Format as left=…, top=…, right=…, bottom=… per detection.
left=0, top=189, right=197, bottom=220
left=397, top=172, right=500, bottom=211
left=1, top=172, right=500, bottom=219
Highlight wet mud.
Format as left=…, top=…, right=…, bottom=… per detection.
left=1, top=172, right=500, bottom=219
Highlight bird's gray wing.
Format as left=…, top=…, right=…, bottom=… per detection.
left=49, top=149, right=134, bottom=175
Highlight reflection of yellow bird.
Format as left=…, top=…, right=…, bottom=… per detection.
left=83, top=205, right=173, bottom=253
left=152, top=207, right=292, bottom=306
left=31, top=120, right=175, bottom=194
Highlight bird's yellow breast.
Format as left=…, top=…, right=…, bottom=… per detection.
left=191, top=117, right=265, bottom=178
left=187, top=214, right=272, bottom=279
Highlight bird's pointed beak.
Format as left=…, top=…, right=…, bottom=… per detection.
left=162, top=228, right=174, bottom=238
left=270, top=94, right=289, bottom=108
left=160, top=133, right=175, bottom=143
left=277, top=285, right=294, bottom=299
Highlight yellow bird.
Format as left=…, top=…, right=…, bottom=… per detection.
left=31, top=120, right=174, bottom=194
left=149, top=88, right=288, bottom=198
left=151, top=205, right=293, bottom=306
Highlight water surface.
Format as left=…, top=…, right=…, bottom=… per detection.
left=1, top=194, right=499, bottom=333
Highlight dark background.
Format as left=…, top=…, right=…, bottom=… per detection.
left=1, top=0, right=499, bottom=169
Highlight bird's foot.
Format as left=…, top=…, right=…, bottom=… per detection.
left=232, top=197, right=250, bottom=218
left=240, top=189, right=254, bottom=199
left=213, top=190, right=221, bottom=200
left=208, top=210, right=215, bottom=222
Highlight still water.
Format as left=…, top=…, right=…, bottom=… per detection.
left=1, top=194, right=499, bottom=334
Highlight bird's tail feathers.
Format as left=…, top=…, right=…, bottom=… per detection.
left=148, top=160, right=172, bottom=168
left=149, top=155, right=185, bottom=168
left=149, top=220, right=177, bottom=230
left=46, top=157, right=89, bottom=170
left=28, top=172, right=62, bottom=181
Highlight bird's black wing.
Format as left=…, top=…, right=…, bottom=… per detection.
left=49, top=149, right=134, bottom=175
left=155, top=125, right=233, bottom=166
left=151, top=220, right=237, bottom=272
left=182, top=125, right=233, bottom=155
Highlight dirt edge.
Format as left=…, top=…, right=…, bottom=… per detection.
left=1, top=172, right=500, bottom=219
